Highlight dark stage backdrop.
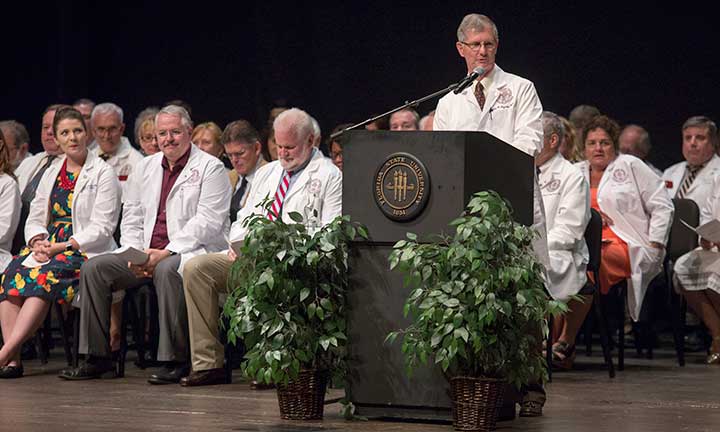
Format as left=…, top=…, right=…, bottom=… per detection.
left=3, top=2, right=719, bottom=171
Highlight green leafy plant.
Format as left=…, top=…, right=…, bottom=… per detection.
left=223, top=209, right=368, bottom=386
left=386, top=190, right=567, bottom=388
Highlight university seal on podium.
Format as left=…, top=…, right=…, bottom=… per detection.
left=374, top=152, right=430, bottom=221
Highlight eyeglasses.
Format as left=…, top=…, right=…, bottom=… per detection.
left=330, top=151, right=343, bottom=160
left=95, top=125, right=121, bottom=136
left=459, top=40, right=496, bottom=52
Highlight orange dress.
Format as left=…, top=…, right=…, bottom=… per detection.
left=589, top=187, right=631, bottom=294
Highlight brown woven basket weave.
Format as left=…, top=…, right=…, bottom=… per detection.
left=450, top=376, right=506, bottom=431
left=276, top=369, right=329, bottom=420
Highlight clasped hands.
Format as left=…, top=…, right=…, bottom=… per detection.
left=31, top=239, right=67, bottom=262
left=128, top=248, right=173, bottom=278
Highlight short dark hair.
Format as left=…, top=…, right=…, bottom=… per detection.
left=53, top=107, right=87, bottom=135
left=43, top=103, right=72, bottom=118
left=221, top=120, right=260, bottom=146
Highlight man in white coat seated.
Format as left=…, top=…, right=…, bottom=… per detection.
left=662, top=116, right=720, bottom=206
left=180, top=108, right=342, bottom=387
left=59, top=105, right=231, bottom=382
left=88, top=102, right=145, bottom=201
left=662, top=116, right=720, bottom=341
left=537, top=112, right=591, bottom=370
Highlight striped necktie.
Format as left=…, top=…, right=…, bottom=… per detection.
left=676, top=165, right=701, bottom=199
left=268, top=171, right=291, bottom=221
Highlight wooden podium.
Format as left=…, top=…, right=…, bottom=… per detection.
left=342, top=130, right=534, bottom=420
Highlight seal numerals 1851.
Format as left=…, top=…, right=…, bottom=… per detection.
left=374, top=152, right=430, bottom=221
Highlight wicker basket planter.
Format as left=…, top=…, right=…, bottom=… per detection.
left=450, top=376, right=506, bottom=431
left=276, top=369, right=330, bottom=420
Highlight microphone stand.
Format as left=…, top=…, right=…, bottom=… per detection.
left=329, top=82, right=460, bottom=140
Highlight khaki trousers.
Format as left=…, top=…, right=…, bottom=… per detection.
left=183, top=252, right=233, bottom=371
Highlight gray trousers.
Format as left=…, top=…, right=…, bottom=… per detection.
left=76, top=254, right=188, bottom=362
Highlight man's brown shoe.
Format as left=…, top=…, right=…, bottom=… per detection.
left=179, top=368, right=227, bottom=387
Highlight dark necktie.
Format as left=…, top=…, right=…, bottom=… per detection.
left=21, top=154, right=56, bottom=204
left=99, top=153, right=111, bottom=161
left=474, top=81, right=486, bottom=111
left=676, top=165, right=701, bottom=199
left=229, top=177, right=248, bottom=223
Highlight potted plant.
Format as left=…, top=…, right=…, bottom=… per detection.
left=223, top=210, right=368, bottom=420
left=386, top=191, right=566, bottom=431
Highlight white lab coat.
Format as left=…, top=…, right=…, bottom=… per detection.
left=673, top=175, right=720, bottom=294
left=577, top=154, right=674, bottom=320
left=432, top=64, right=548, bottom=267
left=14, top=151, right=63, bottom=193
left=121, top=144, right=231, bottom=275
left=433, top=65, right=544, bottom=156
left=24, top=153, right=121, bottom=258
left=89, top=137, right=145, bottom=202
left=539, top=154, right=590, bottom=301
left=662, top=154, right=720, bottom=206
left=229, top=150, right=342, bottom=243
left=0, top=174, right=21, bottom=271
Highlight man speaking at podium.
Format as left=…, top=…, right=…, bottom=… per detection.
left=433, top=13, right=543, bottom=157
left=433, top=13, right=548, bottom=418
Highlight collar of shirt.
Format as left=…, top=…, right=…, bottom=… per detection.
left=235, top=163, right=260, bottom=193
left=161, top=146, right=191, bottom=174
left=284, top=148, right=316, bottom=178
left=476, top=65, right=497, bottom=97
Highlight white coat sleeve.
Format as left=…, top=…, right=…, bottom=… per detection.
left=511, top=82, right=544, bottom=156
left=634, top=161, right=674, bottom=245
left=547, top=172, right=590, bottom=251
left=165, top=162, right=231, bottom=254
left=0, top=179, right=21, bottom=246
left=700, top=175, right=720, bottom=226
left=71, top=168, right=121, bottom=252
left=24, top=170, right=55, bottom=243
left=432, top=98, right=449, bottom=131
left=320, top=169, right=343, bottom=226
left=120, top=161, right=147, bottom=250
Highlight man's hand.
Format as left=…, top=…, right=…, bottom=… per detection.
left=141, top=248, right=173, bottom=276
left=701, top=238, right=715, bottom=250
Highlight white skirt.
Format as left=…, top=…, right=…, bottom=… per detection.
left=673, top=248, right=720, bottom=294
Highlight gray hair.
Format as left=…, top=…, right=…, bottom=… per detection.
left=542, top=111, right=565, bottom=146
left=274, top=108, right=314, bottom=144
left=134, top=106, right=159, bottom=144
left=156, top=104, right=193, bottom=129
left=620, top=124, right=651, bottom=157
left=391, top=108, right=420, bottom=126
left=568, top=104, right=600, bottom=130
left=310, top=116, right=321, bottom=137
left=0, top=120, right=30, bottom=146
left=91, top=102, right=124, bottom=123
left=457, top=14, right=499, bottom=43
left=73, top=98, right=95, bottom=109
left=683, top=116, right=718, bottom=148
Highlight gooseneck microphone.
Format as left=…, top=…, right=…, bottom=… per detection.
left=453, top=66, right=485, bottom=94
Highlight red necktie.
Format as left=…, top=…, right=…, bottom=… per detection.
left=474, top=82, right=486, bottom=111
left=268, top=171, right=291, bottom=221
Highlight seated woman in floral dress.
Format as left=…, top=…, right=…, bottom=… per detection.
left=0, top=107, right=121, bottom=378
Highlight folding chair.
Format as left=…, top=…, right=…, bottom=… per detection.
left=666, top=198, right=700, bottom=366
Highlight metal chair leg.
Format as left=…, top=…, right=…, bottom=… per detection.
left=592, top=282, right=615, bottom=378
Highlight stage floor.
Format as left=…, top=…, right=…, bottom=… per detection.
left=1, top=347, right=719, bottom=431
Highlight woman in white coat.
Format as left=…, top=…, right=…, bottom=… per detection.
left=0, top=129, right=21, bottom=273
left=577, top=115, right=673, bottom=322
left=673, top=175, right=720, bottom=364
left=0, top=108, right=121, bottom=378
